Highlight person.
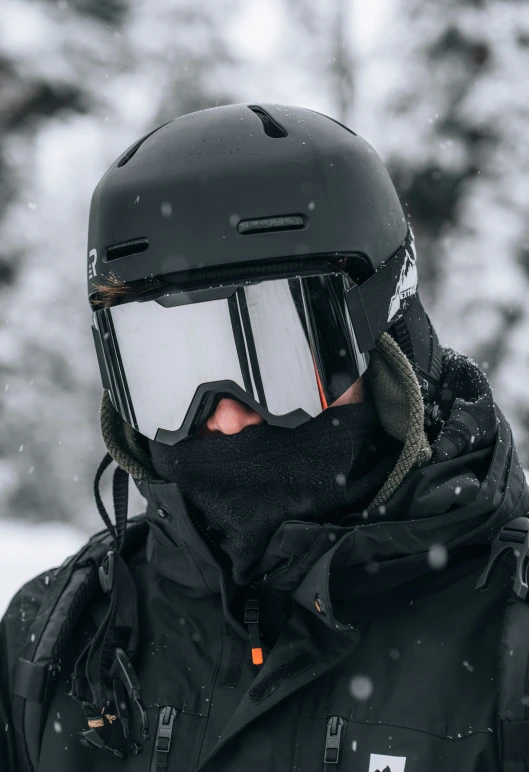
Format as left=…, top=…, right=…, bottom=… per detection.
left=1, top=104, right=528, bottom=772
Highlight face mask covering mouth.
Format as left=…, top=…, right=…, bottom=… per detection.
left=148, top=401, right=400, bottom=584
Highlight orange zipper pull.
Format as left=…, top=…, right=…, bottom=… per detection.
left=245, top=586, right=264, bottom=667
left=251, top=647, right=264, bottom=666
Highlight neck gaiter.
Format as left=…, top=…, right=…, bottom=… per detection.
left=148, top=402, right=400, bottom=584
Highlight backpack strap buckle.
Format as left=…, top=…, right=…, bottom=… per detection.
left=476, top=517, right=529, bottom=599
left=99, top=550, right=115, bottom=594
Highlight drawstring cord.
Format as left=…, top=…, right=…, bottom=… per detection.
left=73, top=453, right=147, bottom=760
left=93, top=453, right=118, bottom=539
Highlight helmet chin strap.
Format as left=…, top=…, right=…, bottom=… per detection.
left=391, top=297, right=443, bottom=397
left=391, top=298, right=444, bottom=431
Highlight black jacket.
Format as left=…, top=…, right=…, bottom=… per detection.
left=1, top=402, right=529, bottom=771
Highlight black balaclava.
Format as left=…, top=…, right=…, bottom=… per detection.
left=148, top=402, right=401, bottom=584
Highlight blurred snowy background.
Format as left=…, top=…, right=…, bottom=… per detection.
left=1, top=0, right=529, bottom=610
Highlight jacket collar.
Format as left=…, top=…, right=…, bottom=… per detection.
left=136, top=407, right=525, bottom=631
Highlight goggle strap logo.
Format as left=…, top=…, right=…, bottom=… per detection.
left=88, top=248, right=98, bottom=280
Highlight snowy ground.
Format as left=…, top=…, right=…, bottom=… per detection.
left=0, top=520, right=87, bottom=617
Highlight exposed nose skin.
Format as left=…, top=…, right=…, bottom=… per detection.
left=205, top=398, right=265, bottom=436
left=202, top=377, right=364, bottom=437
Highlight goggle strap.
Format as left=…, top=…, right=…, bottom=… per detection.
left=345, top=236, right=418, bottom=353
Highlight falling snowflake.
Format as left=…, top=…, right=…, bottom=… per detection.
left=428, top=544, right=448, bottom=570
left=349, top=675, right=373, bottom=701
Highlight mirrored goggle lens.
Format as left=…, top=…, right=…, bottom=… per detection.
left=92, top=273, right=368, bottom=443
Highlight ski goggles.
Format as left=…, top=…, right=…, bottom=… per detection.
left=92, top=271, right=369, bottom=444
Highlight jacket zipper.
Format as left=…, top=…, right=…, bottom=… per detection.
left=150, top=706, right=179, bottom=772
left=256, top=555, right=301, bottom=586
left=243, top=556, right=301, bottom=668
left=245, top=583, right=264, bottom=665
left=323, top=715, right=344, bottom=767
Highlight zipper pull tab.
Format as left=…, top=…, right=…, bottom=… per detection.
left=151, top=706, right=178, bottom=772
left=323, top=716, right=344, bottom=765
left=245, top=585, right=263, bottom=666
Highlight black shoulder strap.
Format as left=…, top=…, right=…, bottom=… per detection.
left=12, top=536, right=110, bottom=772
left=498, top=596, right=529, bottom=771
left=11, top=515, right=148, bottom=772
left=477, top=514, right=529, bottom=770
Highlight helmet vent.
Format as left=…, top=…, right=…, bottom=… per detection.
left=248, top=106, right=288, bottom=139
left=237, top=215, right=306, bottom=235
left=105, top=238, right=149, bottom=261
left=117, top=121, right=172, bottom=168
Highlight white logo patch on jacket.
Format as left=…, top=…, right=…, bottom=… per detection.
left=368, top=753, right=407, bottom=772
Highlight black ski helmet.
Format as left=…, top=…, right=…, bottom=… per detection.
left=88, top=103, right=441, bottom=408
